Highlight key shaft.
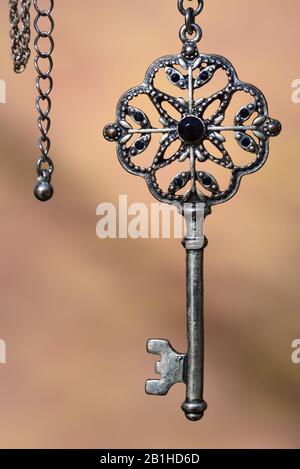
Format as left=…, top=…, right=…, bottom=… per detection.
left=180, top=203, right=208, bottom=421
left=181, top=246, right=207, bottom=421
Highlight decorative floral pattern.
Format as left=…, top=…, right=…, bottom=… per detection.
left=104, top=43, right=281, bottom=207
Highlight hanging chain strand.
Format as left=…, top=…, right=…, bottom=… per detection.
left=178, top=0, right=203, bottom=43
left=8, top=0, right=55, bottom=201
left=9, top=0, right=31, bottom=73
left=33, top=0, right=55, bottom=201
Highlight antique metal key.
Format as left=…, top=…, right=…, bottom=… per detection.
left=103, top=0, right=281, bottom=421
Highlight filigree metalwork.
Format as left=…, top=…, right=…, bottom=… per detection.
left=104, top=42, right=281, bottom=207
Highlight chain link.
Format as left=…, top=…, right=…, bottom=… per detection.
left=178, top=0, right=204, bottom=16
left=34, top=0, right=54, bottom=177
left=178, top=0, right=204, bottom=44
left=9, top=0, right=32, bottom=73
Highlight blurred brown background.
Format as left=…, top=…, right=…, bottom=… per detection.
left=0, top=0, right=299, bottom=449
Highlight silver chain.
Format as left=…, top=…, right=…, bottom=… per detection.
left=34, top=0, right=54, bottom=182
left=9, top=0, right=31, bottom=73
left=8, top=0, right=55, bottom=201
left=178, top=0, right=204, bottom=43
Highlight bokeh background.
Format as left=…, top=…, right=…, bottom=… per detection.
left=0, top=0, right=299, bottom=449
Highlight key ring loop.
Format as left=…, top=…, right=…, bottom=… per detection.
left=185, top=8, right=195, bottom=36
left=180, top=23, right=202, bottom=44
left=178, top=0, right=204, bottom=17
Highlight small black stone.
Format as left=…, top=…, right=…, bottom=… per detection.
left=171, top=73, right=180, bottom=83
left=202, top=175, right=212, bottom=186
left=178, top=116, right=205, bottom=144
left=240, top=108, right=250, bottom=119
left=241, top=136, right=251, bottom=147
left=174, top=176, right=183, bottom=187
left=135, top=140, right=145, bottom=151
left=200, top=71, right=209, bottom=81
left=134, top=111, right=144, bottom=122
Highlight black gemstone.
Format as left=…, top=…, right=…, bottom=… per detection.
left=241, top=136, right=251, bottom=147
left=135, top=140, right=145, bottom=151
left=240, top=108, right=250, bottom=119
left=134, top=111, right=144, bottom=122
left=178, top=116, right=205, bottom=144
left=200, top=71, right=209, bottom=81
left=174, top=176, right=183, bottom=187
left=171, top=73, right=180, bottom=83
left=202, top=175, right=212, bottom=186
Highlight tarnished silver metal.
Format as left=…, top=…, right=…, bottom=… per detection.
left=180, top=24, right=202, bottom=44
left=9, top=0, right=31, bottom=73
left=8, top=0, right=55, bottom=201
left=104, top=43, right=281, bottom=207
left=145, top=204, right=208, bottom=421
left=33, top=0, right=55, bottom=201
left=103, top=0, right=281, bottom=421
left=146, top=339, right=186, bottom=396
left=178, top=0, right=204, bottom=17
left=183, top=242, right=206, bottom=420
left=178, top=0, right=203, bottom=44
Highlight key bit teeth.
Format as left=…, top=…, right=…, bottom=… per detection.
left=147, top=338, right=169, bottom=355
left=146, top=339, right=186, bottom=396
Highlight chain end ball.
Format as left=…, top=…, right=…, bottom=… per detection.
left=34, top=170, right=54, bottom=202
